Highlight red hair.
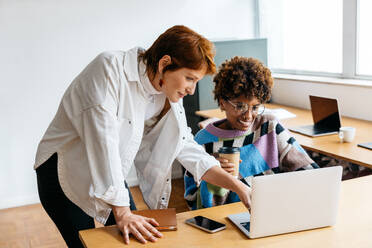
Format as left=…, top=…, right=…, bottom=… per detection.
left=140, top=25, right=216, bottom=78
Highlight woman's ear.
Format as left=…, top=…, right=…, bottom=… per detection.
left=158, top=55, right=172, bottom=74
left=219, top=99, right=226, bottom=111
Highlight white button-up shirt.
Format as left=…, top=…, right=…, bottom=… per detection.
left=34, top=47, right=219, bottom=223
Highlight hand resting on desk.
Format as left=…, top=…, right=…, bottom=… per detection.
left=111, top=205, right=163, bottom=245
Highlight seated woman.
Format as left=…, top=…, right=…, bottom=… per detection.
left=184, top=56, right=319, bottom=210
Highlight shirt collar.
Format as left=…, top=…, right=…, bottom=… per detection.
left=138, top=59, right=162, bottom=96
left=123, top=47, right=142, bottom=82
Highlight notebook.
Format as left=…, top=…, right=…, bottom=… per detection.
left=289, top=95, right=341, bottom=137
left=132, top=208, right=177, bottom=231
left=228, top=166, right=342, bottom=239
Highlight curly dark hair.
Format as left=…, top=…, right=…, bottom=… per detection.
left=213, top=56, right=273, bottom=105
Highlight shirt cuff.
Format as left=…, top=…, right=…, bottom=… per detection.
left=94, top=185, right=130, bottom=207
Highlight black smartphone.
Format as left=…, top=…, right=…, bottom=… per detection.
left=185, top=215, right=226, bottom=233
left=358, top=142, right=372, bottom=150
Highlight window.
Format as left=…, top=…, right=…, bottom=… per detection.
left=259, top=0, right=372, bottom=79
left=357, top=0, right=372, bottom=76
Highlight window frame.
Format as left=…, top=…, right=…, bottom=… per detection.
left=258, top=0, right=372, bottom=81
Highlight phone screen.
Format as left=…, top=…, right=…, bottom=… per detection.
left=186, top=215, right=226, bottom=232
left=358, top=142, right=372, bottom=150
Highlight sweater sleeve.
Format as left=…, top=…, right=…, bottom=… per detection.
left=276, top=122, right=319, bottom=172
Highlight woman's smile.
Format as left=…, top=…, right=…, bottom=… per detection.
left=178, top=92, right=186, bottom=98
left=238, top=118, right=253, bottom=128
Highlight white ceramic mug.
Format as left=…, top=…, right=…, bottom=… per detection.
left=338, top=127, right=356, bottom=143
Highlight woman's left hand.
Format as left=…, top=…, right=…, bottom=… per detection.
left=216, top=157, right=235, bottom=174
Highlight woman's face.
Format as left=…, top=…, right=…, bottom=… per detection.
left=161, top=67, right=206, bottom=102
left=220, top=95, right=261, bottom=131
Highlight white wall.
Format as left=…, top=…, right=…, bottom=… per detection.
left=0, top=0, right=257, bottom=209
left=271, top=78, right=372, bottom=122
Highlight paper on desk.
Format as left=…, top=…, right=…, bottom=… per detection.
left=263, top=108, right=296, bottom=120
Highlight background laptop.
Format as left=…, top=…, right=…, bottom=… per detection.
left=228, top=166, right=342, bottom=239
left=289, top=95, right=341, bottom=137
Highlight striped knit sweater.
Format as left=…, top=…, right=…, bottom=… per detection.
left=184, top=114, right=319, bottom=210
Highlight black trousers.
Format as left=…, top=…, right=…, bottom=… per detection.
left=36, top=153, right=137, bottom=248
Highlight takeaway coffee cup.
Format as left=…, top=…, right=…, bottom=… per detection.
left=339, top=126, right=356, bottom=143
left=218, top=147, right=240, bottom=178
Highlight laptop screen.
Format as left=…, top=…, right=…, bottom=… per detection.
left=309, top=95, right=341, bottom=130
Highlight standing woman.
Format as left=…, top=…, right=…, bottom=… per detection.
left=34, top=25, right=251, bottom=247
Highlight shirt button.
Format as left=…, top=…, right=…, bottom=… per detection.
left=166, top=178, right=170, bottom=182
left=128, top=120, right=131, bottom=124
left=182, top=137, right=185, bottom=140
left=180, top=111, right=183, bottom=114
left=161, top=197, right=165, bottom=200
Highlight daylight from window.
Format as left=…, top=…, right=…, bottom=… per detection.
left=357, top=0, right=372, bottom=76
left=260, top=0, right=342, bottom=73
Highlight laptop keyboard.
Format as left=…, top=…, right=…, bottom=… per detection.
left=312, top=127, right=335, bottom=134
left=241, top=221, right=250, bottom=232
left=300, top=125, right=337, bottom=135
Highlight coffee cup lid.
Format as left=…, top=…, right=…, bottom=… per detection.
left=218, top=147, right=240, bottom=154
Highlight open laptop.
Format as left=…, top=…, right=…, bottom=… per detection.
left=289, top=95, right=341, bottom=137
left=228, top=166, right=342, bottom=239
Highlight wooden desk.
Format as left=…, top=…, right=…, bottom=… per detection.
left=80, top=175, right=372, bottom=247
left=196, top=103, right=372, bottom=169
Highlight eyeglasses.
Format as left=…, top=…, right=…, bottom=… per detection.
left=227, top=100, right=265, bottom=115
